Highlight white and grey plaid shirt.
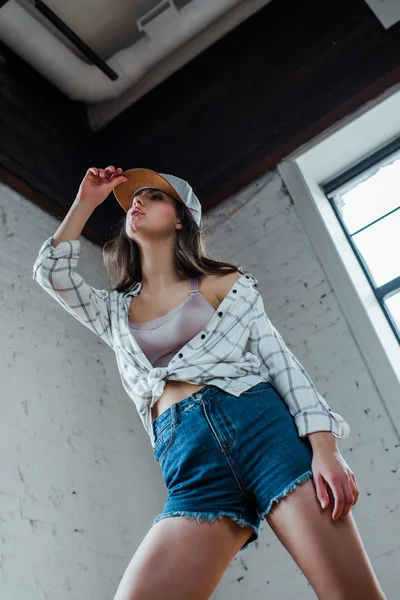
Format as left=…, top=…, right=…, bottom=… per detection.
left=33, top=236, right=350, bottom=448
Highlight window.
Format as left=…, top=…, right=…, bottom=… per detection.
left=322, top=138, right=400, bottom=344
left=278, top=88, right=400, bottom=437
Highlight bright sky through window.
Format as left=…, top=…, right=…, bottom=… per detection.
left=333, top=157, right=400, bottom=333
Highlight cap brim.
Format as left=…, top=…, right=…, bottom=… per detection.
left=113, top=168, right=185, bottom=212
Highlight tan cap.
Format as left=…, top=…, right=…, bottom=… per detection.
left=113, top=168, right=202, bottom=227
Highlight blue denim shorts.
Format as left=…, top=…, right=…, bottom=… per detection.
left=150, top=381, right=314, bottom=552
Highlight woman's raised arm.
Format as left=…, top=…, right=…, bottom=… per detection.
left=32, top=166, right=127, bottom=350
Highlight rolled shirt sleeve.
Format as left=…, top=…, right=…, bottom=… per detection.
left=32, top=236, right=114, bottom=350
left=250, top=291, right=350, bottom=440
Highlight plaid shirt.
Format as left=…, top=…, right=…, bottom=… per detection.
left=33, top=236, right=350, bottom=448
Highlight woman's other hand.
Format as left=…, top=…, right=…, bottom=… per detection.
left=77, top=165, right=128, bottom=208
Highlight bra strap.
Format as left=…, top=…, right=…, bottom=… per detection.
left=189, top=277, right=199, bottom=293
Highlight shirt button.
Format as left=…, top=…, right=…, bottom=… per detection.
left=201, top=334, right=206, bottom=339
left=178, top=353, right=183, bottom=358
left=233, top=289, right=237, bottom=293
left=218, top=311, right=223, bottom=317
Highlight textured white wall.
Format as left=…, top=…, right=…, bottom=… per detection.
left=0, top=167, right=397, bottom=600
left=0, top=183, right=168, bottom=599
left=204, top=169, right=397, bottom=599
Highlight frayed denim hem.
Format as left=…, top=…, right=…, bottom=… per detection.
left=258, top=469, right=314, bottom=519
left=151, top=510, right=260, bottom=552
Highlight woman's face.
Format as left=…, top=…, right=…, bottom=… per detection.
left=125, top=188, right=180, bottom=240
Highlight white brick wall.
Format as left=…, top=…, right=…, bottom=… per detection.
left=1, top=168, right=397, bottom=600
left=0, top=184, right=168, bottom=600
left=204, top=170, right=397, bottom=599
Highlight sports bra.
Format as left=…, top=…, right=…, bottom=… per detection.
left=128, top=277, right=216, bottom=367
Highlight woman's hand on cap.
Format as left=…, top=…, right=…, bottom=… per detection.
left=76, top=166, right=128, bottom=207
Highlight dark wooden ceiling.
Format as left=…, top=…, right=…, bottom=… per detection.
left=1, top=0, right=399, bottom=245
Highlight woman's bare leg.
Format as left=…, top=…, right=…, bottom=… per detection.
left=113, top=515, right=254, bottom=600
left=263, top=477, right=386, bottom=600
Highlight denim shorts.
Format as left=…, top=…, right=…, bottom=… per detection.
left=150, top=381, right=314, bottom=552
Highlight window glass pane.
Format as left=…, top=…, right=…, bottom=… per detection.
left=385, top=292, right=400, bottom=335
left=334, top=158, right=400, bottom=234
left=352, top=210, right=400, bottom=287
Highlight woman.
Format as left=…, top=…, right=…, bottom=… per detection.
left=33, top=165, right=386, bottom=600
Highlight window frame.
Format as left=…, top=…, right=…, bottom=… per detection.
left=323, top=139, right=400, bottom=345
left=278, top=87, right=400, bottom=438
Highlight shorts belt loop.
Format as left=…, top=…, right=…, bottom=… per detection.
left=171, top=401, right=178, bottom=427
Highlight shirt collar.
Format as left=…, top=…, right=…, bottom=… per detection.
left=125, top=281, right=142, bottom=298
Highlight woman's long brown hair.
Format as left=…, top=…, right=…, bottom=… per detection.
left=102, top=197, right=252, bottom=293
